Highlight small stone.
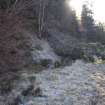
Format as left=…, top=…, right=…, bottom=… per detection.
left=33, top=87, right=43, bottom=97
left=21, top=85, right=34, bottom=96
left=64, top=97, right=73, bottom=105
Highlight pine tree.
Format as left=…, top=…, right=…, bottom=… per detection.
left=81, top=3, right=95, bottom=41
left=0, top=0, right=16, bottom=9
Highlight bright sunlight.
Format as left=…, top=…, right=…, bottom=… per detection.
left=68, top=0, right=105, bottom=23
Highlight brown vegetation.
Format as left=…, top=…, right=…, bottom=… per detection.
left=0, top=7, right=31, bottom=74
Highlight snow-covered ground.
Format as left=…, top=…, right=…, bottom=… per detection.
left=1, top=60, right=105, bottom=105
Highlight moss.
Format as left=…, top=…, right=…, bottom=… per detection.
left=31, top=45, right=43, bottom=51
left=40, top=59, right=52, bottom=67
left=28, top=76, right=36, bottom=83
left=101, top=55, right=105, bottom=60
left=96, top=47, right=103, bottom=53
left=54, top=61, right=61, bottom=68
left=82, top=54, right=94, bottom=62
left=0, top=74, right=20, bottom=94
left=0, top=81, right=12, bottom=94
left=81, top=54, right=88, bottom=62
left=24, top=64, right=44, bottom=73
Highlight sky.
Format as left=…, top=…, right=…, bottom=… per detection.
left=68, top=0, right=105, bottom=23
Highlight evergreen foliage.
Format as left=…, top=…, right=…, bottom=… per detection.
left=81, top=3, right=95, bottom=41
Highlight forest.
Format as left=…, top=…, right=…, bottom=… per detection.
left=0, top=0, right=105, bottom=105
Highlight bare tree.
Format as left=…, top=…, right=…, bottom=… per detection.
left=38, top=0, right=48, bottom=38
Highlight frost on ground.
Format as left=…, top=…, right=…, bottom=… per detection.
left=1, top=60, right=105, bottom=105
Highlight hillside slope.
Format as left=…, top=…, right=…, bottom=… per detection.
left=0, top=60, right=105, bottom=105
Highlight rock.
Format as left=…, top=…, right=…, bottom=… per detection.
left=89, top=94, right=99, bottom=105
left=32, top=87, right=43, bottom=97
left=40, top=59, right=52, bottom=68
left=54, top=61, right=61, bottom=68
left=10, top=96, right=23, bottom=105
left=21, top=84, right=43, bottom=97
left=21, top=85, right=34, bottom=96
left=31, top=38, right=61, bottom=68
left=64, top=97, right=73, bottom=105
